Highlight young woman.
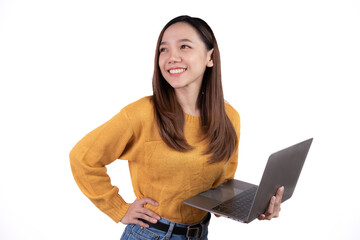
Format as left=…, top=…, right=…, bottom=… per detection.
left=70, top=15, right=283, bottom=240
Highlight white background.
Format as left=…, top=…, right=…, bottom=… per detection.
left=1, top=0, right=359, bottom=239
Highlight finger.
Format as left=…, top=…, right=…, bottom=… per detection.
left=267, top=196, right=276, bottom=215
left=273, top=187, right=284, bottom=217
left=262, top=196, right=275, bottom=220
left=133, top=218, right=150, bottom=228
left=121, top=214, right=150, bottom=227
left=135, top=208, right=160, bottom=223
left=134, top=199, right=161, bottom=220
left=122, top=209, right=155, bottom=227
left=139, top=197, right=159, bottom=207
left=140, top=208, right=161, bottom=221
left=276, top=186, right=284, bottom=201
left=259, top=188, right=284, bottom=221
left=137, top=212, right=159, bottom=224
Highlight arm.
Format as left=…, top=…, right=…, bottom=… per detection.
left=224, top=109, right=240, bottom=181
left=224, top=106, right=284, bottom=221
left=69, top=109, right=134, bottom=223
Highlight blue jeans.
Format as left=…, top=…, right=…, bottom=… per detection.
left=120, top=216, right=209, bottom=240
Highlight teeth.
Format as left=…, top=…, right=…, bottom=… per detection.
left=169, top=68, right=186, bottom=74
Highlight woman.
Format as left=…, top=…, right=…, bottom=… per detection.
left=70, top=15, right=283, bottom=240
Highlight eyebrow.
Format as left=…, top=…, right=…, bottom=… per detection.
left=160, top=38, right=193, bottom=46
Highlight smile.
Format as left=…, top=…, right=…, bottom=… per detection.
left=168, top=68, right=187, bottom=74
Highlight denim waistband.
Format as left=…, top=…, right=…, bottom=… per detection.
left=157, top=213, right=210, bottom=227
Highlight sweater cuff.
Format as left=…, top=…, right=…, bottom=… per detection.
left=106, top=194, right=131, bottom=223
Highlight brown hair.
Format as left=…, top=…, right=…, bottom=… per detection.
left=152, top=15, right=238, bottom=163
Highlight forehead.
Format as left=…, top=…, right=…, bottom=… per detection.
left=161, top=22, right=202, bottom=44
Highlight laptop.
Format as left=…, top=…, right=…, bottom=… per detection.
left=184, top=138, right=313, bottom=223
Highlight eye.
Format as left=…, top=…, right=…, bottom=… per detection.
left=159, top=47, right=167, bottom=53
left=180, top=45, right=191, bottom=49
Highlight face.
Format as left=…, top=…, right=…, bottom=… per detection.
left=158, top=22, right=214, bottom=94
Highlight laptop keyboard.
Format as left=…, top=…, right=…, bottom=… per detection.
left=211, top=186, right=258, bottom=220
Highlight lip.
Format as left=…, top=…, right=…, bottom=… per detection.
left=167, top=67, right=187, bottom=76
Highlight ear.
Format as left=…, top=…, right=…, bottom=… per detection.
left=206, top=48, right=214, bottom=67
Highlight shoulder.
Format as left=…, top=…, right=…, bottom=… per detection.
left=224, top=101, right=240, bottom=135
left=224, top=101, right=240, bottom=122
left=123, top=96, right=153, bottom=110
left=121, top=96, right=154, bottom=120
left=109, top=96, right=156, bottom=138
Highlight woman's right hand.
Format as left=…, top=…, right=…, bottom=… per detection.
left=120, top=198, right=161, bottom=228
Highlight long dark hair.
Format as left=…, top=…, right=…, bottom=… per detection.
left=152, top=15, right=238, bottom=163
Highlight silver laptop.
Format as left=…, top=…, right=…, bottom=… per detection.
left=184, top=138, right=313, bottom=223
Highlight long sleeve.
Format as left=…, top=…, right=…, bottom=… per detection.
left=69, top=97, right=242, bottom=224
left=225, top=105, right=241, bottom=181
left=69, top=108, right=134, bottom=223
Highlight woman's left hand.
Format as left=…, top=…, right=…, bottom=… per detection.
left=258, top=186, right=284, bottom=220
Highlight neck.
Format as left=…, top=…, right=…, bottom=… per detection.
left=175, top=88, right=200, bottom=116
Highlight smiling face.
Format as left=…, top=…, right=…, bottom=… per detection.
left=158, top=22, right=214, bottom=95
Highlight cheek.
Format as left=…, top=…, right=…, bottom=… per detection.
left=188, top=54, right=208, bottom=69
left=158, top=63, right=170, bottom=82
left=158, top=55, right=166, bottom=70
left=158, top=58, right=165, bottom=74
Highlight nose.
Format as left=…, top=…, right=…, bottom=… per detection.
left=168, top=49, right=181, bottom=63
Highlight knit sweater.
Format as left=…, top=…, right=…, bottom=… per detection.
left=70, top=96, right=240, bottom=225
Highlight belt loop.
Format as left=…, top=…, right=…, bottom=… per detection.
left=163, top=222, right=175, bottom=239
left=140, top=213, right=210, bottom=238
left=200, top=213, right=210, bottom=237
left=200, top=222, right=205, bottom=238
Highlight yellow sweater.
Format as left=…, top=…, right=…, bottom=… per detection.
left=70, top=96, right=240, bottom=224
